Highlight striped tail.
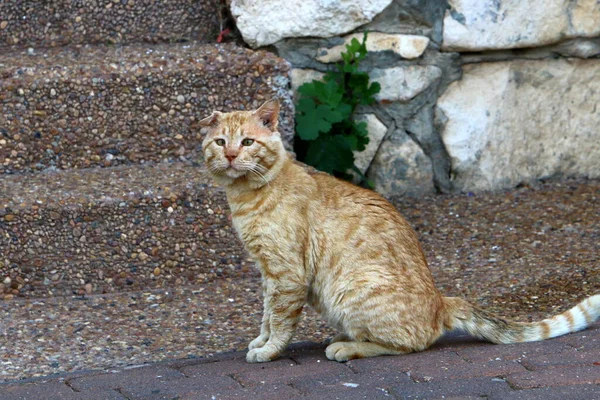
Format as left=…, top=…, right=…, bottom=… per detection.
left=443, top=294, right=600, bottom=344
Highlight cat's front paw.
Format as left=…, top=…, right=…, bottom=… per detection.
left=326, top=342, right=357, bottom=362
left=246, top=345, right=280, bottom=363
left=248, top=334, right=269, bottom=350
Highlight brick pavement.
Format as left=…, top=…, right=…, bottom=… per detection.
left=2, top=324, right=599, bottom=400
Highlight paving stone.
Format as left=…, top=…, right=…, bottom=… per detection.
left=290, top=368, right=406, bottom=397
left=412, top=359, right=526, bottom=381
left=347, top=347, right=466, bottom=376
left=68, top=366, right=185, bottom=393
left=2, top=380, right=125, bottom=400
left=489, top=384, right=600, bottom=400
left=181, top=354, right=298, bottom=380
left=390, top=376, right=512, bottom=399
left=555, top=324, right=600, bottom=350
left=232, top=356, right=353, bottom=388
left=294, top=383, right=395, bottom=400
left=176, top=383, right=301, bottom=400
left=117, top=375, right=241, bottom=400
left=506, top=364, right=600, bottom=389
left=520, top=348, right=600, bottom=370
left=455, top=338, right=575, bottom=363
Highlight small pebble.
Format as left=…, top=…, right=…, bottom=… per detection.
left=153, top=267, right=161, bottom=276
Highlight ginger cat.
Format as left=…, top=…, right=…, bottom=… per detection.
left=200, top=99, right=600, bottom=363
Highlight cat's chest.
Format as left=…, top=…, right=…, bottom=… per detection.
left=231, top=213, right=280, bottom=251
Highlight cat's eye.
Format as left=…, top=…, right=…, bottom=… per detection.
left=241, top=138, right=254, bottom=146
left=215, top=139, right=226, bottom=146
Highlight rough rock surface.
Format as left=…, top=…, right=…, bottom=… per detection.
left=438, top=59, right=600, bottom=192
left=0, top=0, right=220, bottom=48
left=371, top=65, right=443, bottom=102
left=230, top=0, right=393, bottom=48
left=0, top=42, right=294, bottom=174
left=353, top=114, right=387, bottom=175
left=368, top=130, right=434, bottom=195
left=443, top=0, right=600, bottom=51
left=0, top=163, right=247, bottom=298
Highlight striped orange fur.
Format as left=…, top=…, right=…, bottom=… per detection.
left=200, top=99, right=600, bottom=363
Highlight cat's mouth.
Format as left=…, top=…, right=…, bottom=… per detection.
left=224, top=164, right=247, bottom=178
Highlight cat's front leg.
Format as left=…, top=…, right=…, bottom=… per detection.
left=246, top=278, right=306, bottom=363
left=248, top=279, right=270, bottom=350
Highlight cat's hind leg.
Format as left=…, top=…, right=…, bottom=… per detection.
left=325, top=341, right=411, bottom=362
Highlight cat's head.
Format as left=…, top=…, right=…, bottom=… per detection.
left=200, top=99, right=285, bottom=187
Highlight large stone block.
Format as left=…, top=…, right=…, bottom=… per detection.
left=442, top=0, right=600, bottom=51
left=353, top=113, right=387, bottom=175
left=438, top=59, right=600, bottom=192
left=371, top=65, right=442, bottom=102
left=230, top=0, right=393, bottom=48
left=368, top=130, right=434, bottom=195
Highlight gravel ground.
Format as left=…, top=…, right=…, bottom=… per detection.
left=0, top=178, right=598, bottom=382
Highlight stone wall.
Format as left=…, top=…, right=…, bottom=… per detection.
left=230, top=0, right=600, bottom=195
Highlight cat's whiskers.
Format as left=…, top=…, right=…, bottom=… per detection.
left=236, top=160, right=271, bottom=187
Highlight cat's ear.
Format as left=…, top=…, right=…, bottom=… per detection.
left=254, top=98, right=280, bottom=132
left=199, top=111, right=222, bottom=128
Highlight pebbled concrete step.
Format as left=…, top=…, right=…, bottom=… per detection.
left=0, top=0, right=221, bottom=48
left=0, top=41, right=293, bottom=174
left=0, top=162, right=252, bottom=298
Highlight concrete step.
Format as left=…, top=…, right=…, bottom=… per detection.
left=0, top=162, right=252, bottom=298
left=0, top=41, right=293, bottom=174
left=0, top=0, right=221, bottom=48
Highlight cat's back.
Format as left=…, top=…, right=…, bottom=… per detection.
left=307, top=168, right=409, bottom=227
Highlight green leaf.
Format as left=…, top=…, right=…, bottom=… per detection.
left=352, top=121, right=370, bottom=151
left=293, top=31, right=380, bottom=188
left=304, top=135, right=355, bottom=175
left=298, top=79, right=343, bottom=107
left=295, top=98, right=331, bottom=140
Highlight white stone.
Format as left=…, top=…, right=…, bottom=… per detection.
left=290, top=69, right=325, bottom=95
left=438, top=59, right=600, bottom=192
left=352, top=114, right=387, bottom=175
left=443, top=0, right=600, bottom=51
left=370, top=66, right=442, bottom=102
left=368, top=132, right=434, bottom=195
left=316, top=32, right=429, bottom=63
left=230, top=0, right=393, bottom=48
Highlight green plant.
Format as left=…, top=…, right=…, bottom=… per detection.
left=294, top=32, right=380, bottom=185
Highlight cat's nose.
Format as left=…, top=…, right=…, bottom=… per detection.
left=225, top=153, right=237, bottom=162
